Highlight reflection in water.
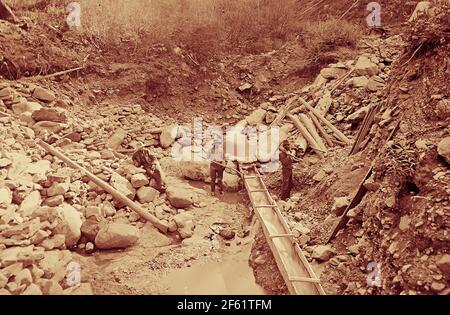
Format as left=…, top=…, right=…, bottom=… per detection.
left=162, top=245, right=267, bottom=295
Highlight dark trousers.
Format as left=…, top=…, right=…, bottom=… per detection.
left=210, top=165, right=225, bottom=194
left=281, top=167, right=293, bottom=200
left=144, top=167, right=166, bottom=193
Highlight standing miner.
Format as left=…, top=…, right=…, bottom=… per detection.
left=209, top=135, right=226, bottom=196
left=279, top=140, right=299, bottom=200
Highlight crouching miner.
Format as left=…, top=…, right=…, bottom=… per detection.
left=132, top=147, right=167, bottom=193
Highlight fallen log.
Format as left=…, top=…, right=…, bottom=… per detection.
left=330, top=68, right=354, bottom=94
left=37, top=139, right=169, bottom=233
left=298, top=113, right=327, bottom=152
left=286, top=113, right=324, bottom=158
left=270, top=96, right=298, bottom=127
left=315, top=90, right=332, bottom=115
left=299, top=98, right=351, bottom=145
left=308, top=112, right=334, bottom=147
left=33, top=66, right=84, bottom=80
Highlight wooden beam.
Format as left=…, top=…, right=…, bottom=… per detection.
left=308, top=112, right=334, bottom=147
left=287, top=113, right=324, bottom=158
left=299, top=98, right=352, bottom=145
left=271, top=96, right=298, bottom=127
left=32, top=66, right=84, bottom=80
left=37, top=140, right=169, bottom=233
left=327, top=167, right=372, bottom=243
left=299, top=113, right=327, bottom=152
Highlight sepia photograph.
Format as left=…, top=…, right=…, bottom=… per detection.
left=0, top=0, right=449, bottom=303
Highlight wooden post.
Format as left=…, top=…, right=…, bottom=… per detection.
left=271, top=96, right=298, bottom=127
left=299, top=113, right=327, bottom=152
left=299, top=98, right=351, bottom=145
left=37, top=140, right=169, bottom=233
left=308, top=112, right=334, bottom=147
left=286, top=113, right=324, bottom=158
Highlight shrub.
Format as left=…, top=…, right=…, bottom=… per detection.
left=303, top=18, right=362, bottom=63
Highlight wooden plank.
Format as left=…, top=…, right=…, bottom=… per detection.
left=270, top=96, right=298, bottom=127
left=308, top=112, right=334, bottom=147
left=327, top=167, right=372, bottom=243
left=270, top=234, right=295, bottom=239
left=0, top=0, right=18, bottom=22
left=349, top=104, right=378, bottom=155
left=254, top=205, right=278, bottom=208
left=299, top=98, right=352, bottom=145
left=290, top=278, right=320, bottom=284
left=328, top=118, right=402, bottom=242
left=287, top=113, right=324, bottom=158
left=299, top=113, right=327, bottom=152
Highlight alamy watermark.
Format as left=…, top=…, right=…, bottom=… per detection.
left=366, top=261, right=382, bottom=287
left=66, top=261, right=81, bottom=288
left=66, top=2, right=81, bottom=29
left=170, top=117, right=282, bottom=172
left=366, top=2, right=381, bottom=27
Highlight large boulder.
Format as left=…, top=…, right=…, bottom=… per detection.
left=47, top=182, right=69, bottom=197
left=332, top=196, right=350, bottom=216
left=31, top=108, right=67, bottom=123
left=246, top=108, right=267, bottom=125
left=366, top=76, right=385, bottom=92
left=179, top=160, right=210, bottom=181
left=166, top=185, right=195, bottom=209
left=109, top=172, right=136, bottom=205
left=173, top=212, right=195, bottom=239
left=408, top=1, right=432, bottom=22
left=81, top=209, right=105, bottom=242
left=347, top=106, right=370, bottom=123
left=32, top=121, right=65, bottom=134
left=436, top=99, right=450, bottom=118
left=19, top=191, right=42, bottom=217
left=312, top=245, right=335, bottom=262
left=136, top=186, right=158, bottom=203
left=11, top=101, right=42, bottom=115
left=354, top=56, right=380, bottom=77
left=0, top=187, right=12, bottom=208
left=26, top=160, right=51, bottom=177
left=436, top=254, right=450, bottom=276
left=437, top=137, right=450, bottom=164
left=94, top=223, right=139, bottom=249
left=130, top=173, right=149, bottom=188
left=320, top=67, right=347, bottom=80
left=32, top=87, right=56, bottom=103
left=160, top=124, right=180, bottom=149
left=347, top=76, right=369, bottom=88
left=107, top=128, right=127, bottom=150
left=223, top=172, right=241, bottom=192
left=53, top=204, right=82, bottom=247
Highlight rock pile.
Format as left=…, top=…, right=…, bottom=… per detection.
left=0, top=81, right=205, bottom=294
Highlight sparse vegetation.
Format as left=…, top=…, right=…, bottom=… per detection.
left=303, top=18, right=362, bottom=64
left=8, top=0, right=361, bottom=59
